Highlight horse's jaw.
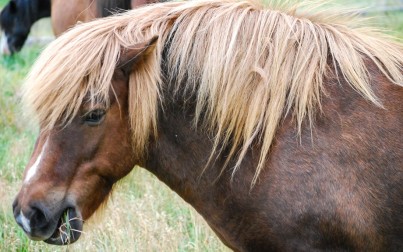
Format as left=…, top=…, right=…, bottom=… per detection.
left=44, top=208, right=83, bottom=245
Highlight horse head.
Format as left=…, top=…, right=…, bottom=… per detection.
left=0, top=0, right=50, bottom=54
left=1, top=0, right=30, bottom=54
left=12, top=37, right=158, bottom=245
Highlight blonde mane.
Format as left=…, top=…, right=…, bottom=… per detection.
left=23, top=0, right=403, bottom=184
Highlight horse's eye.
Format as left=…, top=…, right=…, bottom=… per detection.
left=84, top=109, right=106, bottom=126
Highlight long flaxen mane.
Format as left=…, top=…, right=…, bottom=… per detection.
left=23, top=0, right=403, bottom=184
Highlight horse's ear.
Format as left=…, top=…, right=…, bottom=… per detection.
left=9, top=0, right=17, bottom=12
left=118, top=36, right=158, bottom=76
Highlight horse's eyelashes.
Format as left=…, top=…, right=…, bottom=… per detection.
left=84, top=109, right=106, bottom=126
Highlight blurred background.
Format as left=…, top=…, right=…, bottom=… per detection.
left=0, top=0, right=402, bottom=251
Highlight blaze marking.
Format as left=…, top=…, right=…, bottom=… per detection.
left=24, top=139, right=48, bottom=184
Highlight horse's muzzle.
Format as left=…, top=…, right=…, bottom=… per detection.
left=44, top=208, right=83, bottom=245
left=13, top=199, right=83, bottom=245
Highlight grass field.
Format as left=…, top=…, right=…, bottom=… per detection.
left=0, top=0, right=402, bottom=251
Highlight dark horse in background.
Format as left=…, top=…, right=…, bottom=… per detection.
left=0, top=0, right=50, bottom=54
left=12, top=0, right=402, bottom=251
left=0, top=0, right=160, bottom=54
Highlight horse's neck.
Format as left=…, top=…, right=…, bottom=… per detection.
left=143, top=104, right=269, bottom=250
left=25, top=0, right=50, bottom=23
left=143, top=63, right=402, bottom=250
left=36, top=0, right=51, bottom=19
left=145, top=108, right=217, bottom=204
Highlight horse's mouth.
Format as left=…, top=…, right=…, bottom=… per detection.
left=44, top=208, right=83, bottom=245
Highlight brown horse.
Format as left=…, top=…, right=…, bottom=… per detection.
left=0, top=0, right=159, bottom=54
left=13, top=0, right=402, bottom=250
left=52, top=0, right=160, bottom=36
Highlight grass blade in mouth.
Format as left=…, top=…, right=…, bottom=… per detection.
left=58, top=209, right=84, bottom=245
left=59, top=209, right=71, bottom=244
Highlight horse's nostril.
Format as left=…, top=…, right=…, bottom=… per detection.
left=29, top=206, right=48, bottom=229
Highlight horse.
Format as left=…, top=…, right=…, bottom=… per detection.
left=0, top=0, right=159, bottom=54
left=50, top=0, right=133, bottom=36
left=0, top=0, right=51, bottom=54
left=12, top=0, right=402, bottom=250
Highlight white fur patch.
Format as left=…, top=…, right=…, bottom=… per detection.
left=0, top=32, right=10, bottom=55
left=24, top=139, right=48, bottom=184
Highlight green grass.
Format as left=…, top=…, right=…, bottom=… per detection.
left=0, top=46, right=50, bottom=251
left=0, top=0, right=402, bottom=251
left=0, top=47, right=41, bottom=183
left=0, top=0, right=8, bottom=8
